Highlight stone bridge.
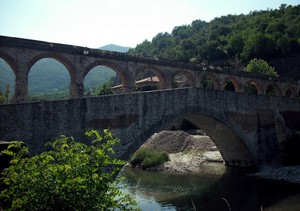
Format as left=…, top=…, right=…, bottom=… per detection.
left=0, top=88, right=299, bottom=167
left=0, top=36, right=300, bottom=167
left=0, top=35, right=299, bottom=103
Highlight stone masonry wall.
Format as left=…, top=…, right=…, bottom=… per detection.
left=0, top=88, right=299, bottom=167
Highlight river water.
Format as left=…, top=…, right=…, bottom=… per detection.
left=119, top=163, right=300, bottom=211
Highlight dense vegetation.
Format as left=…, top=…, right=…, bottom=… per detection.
left=0, top=130, right=138, bottom=210
left=129, top=148, right=169, bottom=169
left=129, top=4, right=300, bottom=68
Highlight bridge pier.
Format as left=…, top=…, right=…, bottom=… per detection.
left=14, top=62, right=29, bottom=103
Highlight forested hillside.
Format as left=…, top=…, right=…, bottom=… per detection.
left=129, top=4, right=300, bottom=79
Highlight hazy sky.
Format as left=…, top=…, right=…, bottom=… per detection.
left=0, top=0, right=299, bottom=48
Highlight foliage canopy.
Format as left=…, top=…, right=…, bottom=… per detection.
left=129, top=4, right=300, bottom=66
left=245, top=58, right=279, bottom=77
left=0, top=130, right=138, bottom=210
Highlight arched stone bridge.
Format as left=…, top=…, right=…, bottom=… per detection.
left=0, top=35, right=299, bottom=103
left=0, top=88, right=299, bottom=167
left=0, top=36, right=299, bottom=167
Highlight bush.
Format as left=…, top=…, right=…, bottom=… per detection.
left=245, top=58, right=279, bottom=77
left=0, top=129, right=138, bottom=210
left=129, top=148, right=169, bottom=169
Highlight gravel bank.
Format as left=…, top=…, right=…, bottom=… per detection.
left=250, top=166, right=300, bottom=184
left=140, top=130, right=224, bottom=174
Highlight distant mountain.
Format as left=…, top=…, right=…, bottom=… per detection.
left=99, top=44, right=130, bottom=53
left=0, top=44, right=129, bottom=99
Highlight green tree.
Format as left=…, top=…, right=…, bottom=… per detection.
left=98, top=84, right=113, bottom=96
left=4, top=84, right=10, bottom=104
left=0, top=91, right=5, bottom=104
left=0, top=130, right=138, bottom=210
left=0, top=84, right=11, bottom=104
left=128, top=4, right=300, bottom=74
left=245, top=58, right=279, bottom=77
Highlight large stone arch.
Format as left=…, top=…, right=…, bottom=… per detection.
left=122, top=107, right=255, bottom=167
left=28, top=53, right=76, bottom=97
left=84, top=60, right=129, bottom=92
left=172, top=69, right=196, bottom=88
left=139, top=64, right=166, bottom=89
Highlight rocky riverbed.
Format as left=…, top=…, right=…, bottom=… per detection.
left=137, top=130, right=300, bottom=184
left=139, top=130, right=224, bottom=174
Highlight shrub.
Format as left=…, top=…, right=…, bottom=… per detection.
left=245, top=58, right=279, bottom=77
left=0, top=129, right=138, bottom=210
left=129, top=148, right=169, bottom=169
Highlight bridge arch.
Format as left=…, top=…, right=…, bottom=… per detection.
left=122, top=103, right=255, bottom=167
left=0, top=55, right=16, bottom=102
left=223, top=77, right=241, bottom=92
left=126, top=114, right=254, bottom=167
left=244, top=80, right=263, bottom=95
left=172, top=70, right=195, bottom=88
left=0, top=50, right=17, bottom=75
left=200, top=73, right=221, bottom=90
left=84, top=60, right=129, bottom=92
left=28, top=53, right=75, bottom=76
left=283, top=85, right=297, bottom=98
left=28, top=53, right=75, bottom=98
left=139, top=64, right=166, bottom=89
left=265, top=83, right=281, bottom=96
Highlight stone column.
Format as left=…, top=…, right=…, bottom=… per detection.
left=161, top=71, right=172, bottom=89
left=123, top=62, right=136, bottom=93
left=195, top=71, right=203, bottom=88
left=14, top=61, right=29, bottom=103
left=71, top=56, right=87, bottom=99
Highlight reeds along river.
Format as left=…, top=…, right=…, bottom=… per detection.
left=118, top=163, right=300, bottom=211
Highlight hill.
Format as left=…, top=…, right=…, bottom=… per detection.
left=0, top=44, right=129, bottom=100
left=99, top=44, right=130, bottom=53
left=129, top=4, right=300, bottom=80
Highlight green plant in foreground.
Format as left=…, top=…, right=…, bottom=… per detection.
left=0, top=129, right=138, bottom=210
left=129, top=148, right=169, bottom=169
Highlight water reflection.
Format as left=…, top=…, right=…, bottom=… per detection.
left=119, top=164, right=300, bottom=211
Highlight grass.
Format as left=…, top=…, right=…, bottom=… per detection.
left=129, top=148, right=169, bottom=169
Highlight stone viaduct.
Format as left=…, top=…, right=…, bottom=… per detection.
left=0, top=36, right=300, bottom=167
left=0, top=35, right=299, bottom=103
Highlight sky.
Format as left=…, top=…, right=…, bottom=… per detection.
left=0, top=0, right=299, bottom=48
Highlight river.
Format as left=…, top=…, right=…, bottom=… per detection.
left=119, top=163, right=300, bottom=210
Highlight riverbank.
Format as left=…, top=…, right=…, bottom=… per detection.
left=138, top=130, right=224, bottom=174
left=136, top=130, right=300, bottom=184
